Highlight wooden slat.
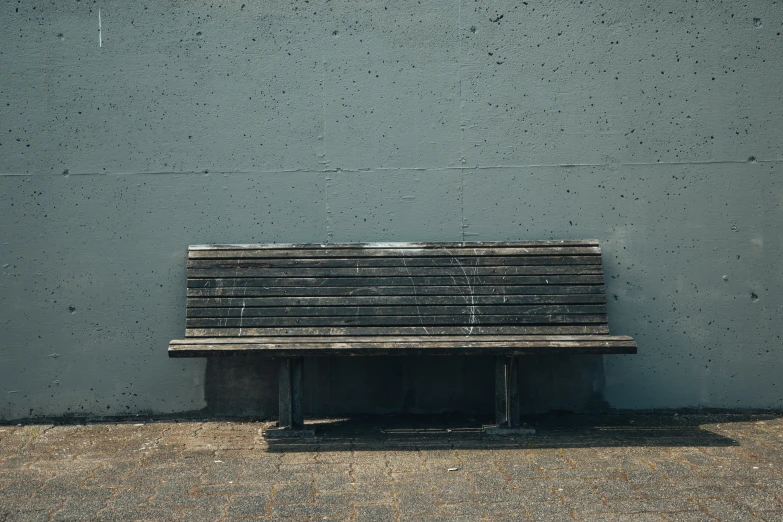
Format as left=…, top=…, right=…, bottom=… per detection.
left=187, top=300, right=606, bottom=317
left=190, top=241, right=600, bottom=251
left=171, top=335, right=635, bottom=344
left=186, top=265, right=603, bottom=279
left=186, top=295, right=604, bottom=308
left=186, top=255, right=602, bottom=269
left=172, top=340, right=636, bottom=349
left=185, top=325, right=611, bottom=337
left=186, top=314, right=609, bottom=328
left=187, top=304, right=607, bottom=318
left=168, top=338, right=637, bottom=357
left=187, top=246, right=601, bottom=259
left=185, top=275, right=605, bottom=287
left=171, top=346, right=636, bottom=357
left=187, top=285, right=607, bottom=298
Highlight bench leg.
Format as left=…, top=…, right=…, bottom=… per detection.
left=291, top=357, right=304, bottom=429
left=507, top=356, right=520, bottom=428
left=278, top=358, right=292, bottom=428
left=494, top=356, right=521, bottom=428
left=267, top=357, right=313, bottom=438
left=494, top=356, right=508, bottom=426
left=277, top=357, right=304, bottom=430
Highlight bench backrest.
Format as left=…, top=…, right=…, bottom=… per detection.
left=184, top=241, right=608, bottom=337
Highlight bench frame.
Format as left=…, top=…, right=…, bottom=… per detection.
left=169, top=241, right=637, bottom=436
left=276, top=355, right=525, bottom=436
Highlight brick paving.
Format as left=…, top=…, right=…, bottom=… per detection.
left=0, top=413, right=782, bottom=521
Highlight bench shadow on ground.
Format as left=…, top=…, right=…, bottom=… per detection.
left=262, top=412, right=778, bottom=452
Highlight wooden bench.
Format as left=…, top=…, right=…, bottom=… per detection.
left=169, top=241, right=637, bottom=436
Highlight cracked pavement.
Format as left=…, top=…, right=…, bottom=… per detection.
left=0, top=413, right=782, bottom=521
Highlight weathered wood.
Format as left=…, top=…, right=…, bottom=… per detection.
left=187, top=265, right=603, bottom=279
left=187, top=284, right=607, bottom=297
left=174, top=243, right=631, bottom=352
left=168, top=338, right=638, bottom=357
left=172, top=346, right=636, bottom=357
left=185, top=275, right=605, bottom=287
left=170, top=241, right=637, bottom=434
left=185, top=314, right=609, bottom=328
left=185, top=325, right=611, bottom=337
left=177, top=345, right=632, bottom=357
left=291, top=357, right=304, bottom=429
left=187, top=255, right=602, bottom=269
left=190, top=241, right=600, bottom=251
left=507, top=357, right=520, bottom=427
left=186, top=298, right=606, bottom=311
left=278, top=358, right=292, bottom=429
left=188, top=246, right=602, bottom=259
left=186, top=295, right=606, bottom=308
left=187, top=304, right=607, bottom=318
left=494, top=356, right=507, bottom=426
left=171, top=335, right=635, bottom=345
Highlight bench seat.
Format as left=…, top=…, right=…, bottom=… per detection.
left=168, top=241, right=637, bottom=434
left=169, top=335, right=636, bottom=357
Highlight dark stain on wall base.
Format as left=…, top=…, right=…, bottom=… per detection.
left=203, top=357, right=278, bottom=418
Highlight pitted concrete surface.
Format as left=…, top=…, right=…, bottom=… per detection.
left=2, top=1, right=783, bottom=421
left=1, top=413, right=782, bottom=521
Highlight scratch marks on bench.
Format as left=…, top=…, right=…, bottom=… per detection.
left=402, top=251, right=431, bottom=335
left=355, top=259, right=363, bottom=318
left=228, top=265, right=242, bottom=329
left=238, top=277, right=249, bottom=335
left=450, top=249, right=479, bottom=336
left=238, top=300, right=246, bottom=336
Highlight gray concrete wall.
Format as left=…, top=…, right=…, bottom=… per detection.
left=1, top=0, right=781, bottom=421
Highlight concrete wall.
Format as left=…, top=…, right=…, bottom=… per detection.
left=1, top=0, right=781, bottom=421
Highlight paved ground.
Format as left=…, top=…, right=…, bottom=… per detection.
left=0, top=413, right=782, bottom=521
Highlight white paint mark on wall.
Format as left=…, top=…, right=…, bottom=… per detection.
left=98, top=8, right=102, bottom=48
